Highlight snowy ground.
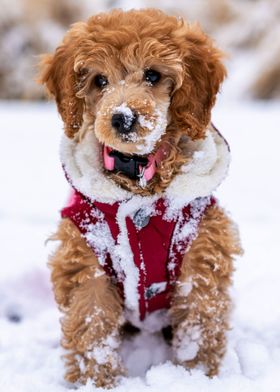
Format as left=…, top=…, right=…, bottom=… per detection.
left=0, top=100, right=280, bottom=391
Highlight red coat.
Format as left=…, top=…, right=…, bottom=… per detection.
left=62, top=190, right=215, bottom=320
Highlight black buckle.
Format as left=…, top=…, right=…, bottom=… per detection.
left=109, top=150, right=148, bottom=180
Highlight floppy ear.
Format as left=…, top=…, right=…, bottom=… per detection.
left=170, top=23, right=226, bottom=140
left=38, top=43, right=84, bottom=138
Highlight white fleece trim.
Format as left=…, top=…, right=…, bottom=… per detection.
left=165, top=126, right=230, bottom=215
left=113, top=195, right=158, bottom=314
left=60, top=128, right=130, bottom=204
left=60, top=124, right=230, bottom=207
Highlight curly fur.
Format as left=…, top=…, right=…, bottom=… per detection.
left=170, top=205, right=241, bottom=376
left=39, top=8, right=241, bottom=388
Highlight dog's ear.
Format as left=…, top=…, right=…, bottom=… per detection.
left=170, top=23, right=226, bottom=140
left=38, top=38, right=84, bottom=138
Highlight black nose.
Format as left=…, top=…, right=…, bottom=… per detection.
left=111, top=112, right=137, bottom=134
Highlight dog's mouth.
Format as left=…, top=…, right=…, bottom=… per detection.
left=103, top=144, right=168, bottom=184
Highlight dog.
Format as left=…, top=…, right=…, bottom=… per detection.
left=39, top=8, right=242, bottom=388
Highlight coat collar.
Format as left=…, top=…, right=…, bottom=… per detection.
left=60, top=123, right=230, bottom=212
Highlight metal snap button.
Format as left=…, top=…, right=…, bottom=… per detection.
left=133, top=208, right=150, bottom=229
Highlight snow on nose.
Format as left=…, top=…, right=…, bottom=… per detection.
left=112, top=103, right=137, bottom=134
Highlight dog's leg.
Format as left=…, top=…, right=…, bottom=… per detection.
left=170, top=205, right=242, bottom=376
left=49, top=219, right=124, bottom=388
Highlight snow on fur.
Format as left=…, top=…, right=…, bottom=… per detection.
left=81, top=208, right=115, bottom=266
left=136, top=104, right=169, bottom=155
left=86, top=331, right=120, bottom=368
left=112, top=103, right=138, bottom=142
left=174, top=324, right=202, bottom=362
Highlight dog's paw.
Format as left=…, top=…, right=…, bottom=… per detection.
left=65, top=352, right=125, bottom=388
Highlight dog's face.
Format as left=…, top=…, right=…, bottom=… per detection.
left=75, top=47, right=174, bottom=157
left=39, top=9, right=226, bottom=194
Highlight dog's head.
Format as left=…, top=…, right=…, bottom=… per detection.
left=39, top=9, right=226, bottom=195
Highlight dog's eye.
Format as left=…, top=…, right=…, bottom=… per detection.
left=144, top=69, right=161, bottom=85
left=94, top=74, right=108, bottom=89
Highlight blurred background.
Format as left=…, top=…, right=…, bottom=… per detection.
left=1, top=0, right=280, bottom=100
left=0, top=1, right=280, bottom=391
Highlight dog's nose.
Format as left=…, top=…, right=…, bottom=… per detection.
left=111, top=112, right=137, bottom=134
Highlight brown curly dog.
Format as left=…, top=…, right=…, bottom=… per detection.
left=39, top=8, right=242, bottom=388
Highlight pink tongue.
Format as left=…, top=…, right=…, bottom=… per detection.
left=103, top=146, right=115, bottom=170
left=139, top=155, right=156, bottom=181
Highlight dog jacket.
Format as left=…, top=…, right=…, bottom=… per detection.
left=60, top=124, right=230, bottom=320
left=61, top=190, right=215, bottom=320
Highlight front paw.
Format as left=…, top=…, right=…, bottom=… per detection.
left=79, top=361, right=124, bottom=388
left=65, top=350, right=125, bottom=388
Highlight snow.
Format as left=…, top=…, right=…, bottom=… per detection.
left=86, top=331, right=120, bottom=368
left=174, top=325, right=201, bottom=361
left=83, top=211, right=116, bottom=266
left=145, top=282, right=167, bottom=299
left=112, top=103, right=138, bottom=142
left=114, top=197, right=159, bottom=313
left=136, top=104, right=168, bottom=155
left=178, top=278, right=193, bottom=296
left=113, top=103, right=134, bottom=127
left=167, top=196, right=211, bottom=284
left=1, top=99, right=280, bottom=391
